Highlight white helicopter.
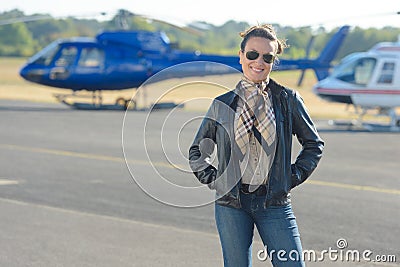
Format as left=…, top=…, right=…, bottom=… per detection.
left=313, top=37, right=400, bottom=131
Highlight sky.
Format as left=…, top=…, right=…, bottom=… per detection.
left=1, top=0, right=399, bottom=30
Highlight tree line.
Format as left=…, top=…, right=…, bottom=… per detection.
left=1, top=9, right=399, bottom=61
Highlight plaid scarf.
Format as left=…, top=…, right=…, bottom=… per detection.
left=235, top=77, right=276, bottom=155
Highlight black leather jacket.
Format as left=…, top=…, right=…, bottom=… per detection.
left=189, top=79, right=324, bottom=208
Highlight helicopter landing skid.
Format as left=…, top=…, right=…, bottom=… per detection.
left=54, top=93, right=136, bottom=110
left=328, top=108, right=400, bottom=132
left=362, top=109, right=400, bottom=132
left=53, top=93, right=184, bottom=111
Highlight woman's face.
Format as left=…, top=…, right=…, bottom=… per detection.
left=239, top=37, right=277, bottom=83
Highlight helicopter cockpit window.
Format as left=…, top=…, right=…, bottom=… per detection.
left=55, top=46, right=78, bottom=67
left=335, top=57, right=376, bottom=85
left=78, top=47, right=104, bottom=67
left=30, top=42, right=59, bottom=66
left=377, top=62, right=395, bottom=84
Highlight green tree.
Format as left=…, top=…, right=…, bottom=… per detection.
left=0, top=23, right=36, bottom=56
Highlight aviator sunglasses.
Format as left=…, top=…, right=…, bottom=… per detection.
left=245, top=50, right=275, bottom=64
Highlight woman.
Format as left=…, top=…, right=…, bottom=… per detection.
left=189, top=24, right=324, bottom=267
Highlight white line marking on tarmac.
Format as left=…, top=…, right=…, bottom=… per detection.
left=0, top=143, right=172, bottom=168
left=307, top=180, right=400, bottom=195
left=0, top=179, right=19, bottom=185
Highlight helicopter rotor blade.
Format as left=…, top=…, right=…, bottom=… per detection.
left=114, top=9, right=204, bottom=36
left=144, top=17, right=204, bottom=36
left=0, top=15, right=52, bottom=26
left=0, top=12, right=108, bottom=27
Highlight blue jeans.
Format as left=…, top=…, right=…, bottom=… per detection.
left=215, top=192, right=305, bottom=267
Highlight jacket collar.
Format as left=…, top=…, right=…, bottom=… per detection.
left=268, top=78, right=286, bottom=97
left=225, top=78, right=285, bottom=109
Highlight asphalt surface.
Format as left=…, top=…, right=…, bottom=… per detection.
left=0, top=100, right=399, bottom=267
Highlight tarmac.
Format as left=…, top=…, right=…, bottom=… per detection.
left=0, top=100, right=399, bottom=267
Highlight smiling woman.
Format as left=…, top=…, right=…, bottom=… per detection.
left=238, top=24, right=286, bottom=84
left=189, top=24, right=325, bottom=267
left=239, top=38, right=275, bottom=83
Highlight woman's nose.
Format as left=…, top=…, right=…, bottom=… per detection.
left=255, top=56, right=264, bottom=64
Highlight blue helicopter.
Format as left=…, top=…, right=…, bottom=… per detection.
left=18, top=23, right=350, bottom=110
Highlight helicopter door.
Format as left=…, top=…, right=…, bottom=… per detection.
left=50, top=46, right=78, bottom=80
